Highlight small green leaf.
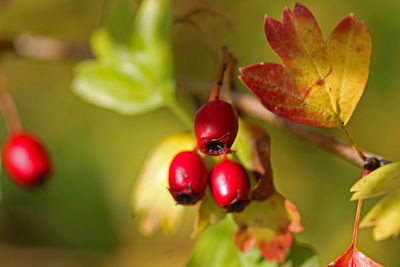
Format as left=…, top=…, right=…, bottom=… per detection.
left=360, top=187, right=400, bottom=241
left=351, top=161, right=400, bottom=240
left=74, top=61, right=164, bottom=115
left=91, top=0, right=135, bottom=57
left=187, top=217, right=242, bottom=267
left=131, top=133, right=195, bottom=236
left=73, top=0, right=176, bottom=115
left=351, top=161, right=400, bottom=200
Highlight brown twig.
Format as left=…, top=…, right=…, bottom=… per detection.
left=231, top=92, right=391, bottom=168
left=0, top=34, right=92, bottom=60
left=208, top=46, right=229, bottom=101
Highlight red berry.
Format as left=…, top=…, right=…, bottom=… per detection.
left=194, top=100, right=238, bottom=156
left=210, top=159, right=250, bottom=212
left=2, top=133, right=51, bottom=187
left=168, top=151, right=208, bottom=205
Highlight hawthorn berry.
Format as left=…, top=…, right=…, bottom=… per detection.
left=2, top=132, right=51, bottom=187
left=194, top=100, right=238, bottom=156
left=168, top=151, right=208, bottom=205
left=210, top=159, right=250, bottom=212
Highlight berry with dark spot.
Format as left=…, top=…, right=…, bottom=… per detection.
left=168, top=151, right=208, bottom=205
left=194, top=100, right=238, bottom=156
left=210, top=158, right=250, bottom=212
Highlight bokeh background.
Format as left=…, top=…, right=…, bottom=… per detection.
left=0, top=0, right=400, bottom=266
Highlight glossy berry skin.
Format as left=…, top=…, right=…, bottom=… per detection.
left=2, top=133, right=51, bottom=187
left=194, top=100, right=238, bottom=156
left=168, top=151, right=208, bottom=205
left=210, top=159, right=250, bottom=212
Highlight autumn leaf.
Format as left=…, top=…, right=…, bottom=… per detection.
left=232, top=120, right=303, bottom=263
left=239, top=3, right=371, bottom=128
left=233, top=193, right=303, bottom=264
left=131, top=133, right=195, bottom=236
left=351, top=161, right=400, bottom=241
left=328, top=243, right=383, bottom=267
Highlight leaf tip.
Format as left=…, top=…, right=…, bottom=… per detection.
left=282, top=6, right=293, bottom=18
left=350, top=183, right=359, bottom=192
left=294, top=2, right=309, bottom=14
left=294, top=2, right=303, bottom=9
left=350, top=193, right=360, bottom=201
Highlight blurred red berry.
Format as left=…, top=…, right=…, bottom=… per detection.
left=194, top=100, right=238, bottom=156
left=210, top=159, right=250, bottom=212
left=2, top=132, right=51, bottom=187
left=168, top=151, right=208, bottom=205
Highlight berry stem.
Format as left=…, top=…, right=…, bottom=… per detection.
left=352, top=170, right=369, bottom=248
left=352, top=199, right=363, bottom=248
left=0, top=71, right=22, bottom=135
left=208, top=46, right=230, bottom=101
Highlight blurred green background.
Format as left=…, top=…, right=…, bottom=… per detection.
left=0, top=0, right=399, bottom=266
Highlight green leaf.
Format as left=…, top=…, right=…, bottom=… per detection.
left=73, top=0, right=175, bottom=115
left=131, top=133, right=195, bottom=236
left=187, top=217, right=242, bottom=267
left=73, top=61, right=164, bottom=115
left=360, top=187, right=400, bottom=241
left=188, top=217, right=278, bottom=267
left=351, top=161, right=400, bottom=200
left=91, top=0, right=135, bottom=57
left=351, top=162, right=400, bottom=240
left=188, top=216, right=316, bottom=267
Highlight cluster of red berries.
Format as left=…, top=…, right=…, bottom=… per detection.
left=2, top=132, right=51, bottom=187
left=168, top=99, right=250, bottom=212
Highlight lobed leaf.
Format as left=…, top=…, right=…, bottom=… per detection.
left=131, top=133, right=195, bottom=236
left=233, top=193, right=304, bottom=264
left=240, top=3, right=371, bottom=128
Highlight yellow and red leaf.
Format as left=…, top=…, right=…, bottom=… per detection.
left=240, top=3, right=371, bottom=127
